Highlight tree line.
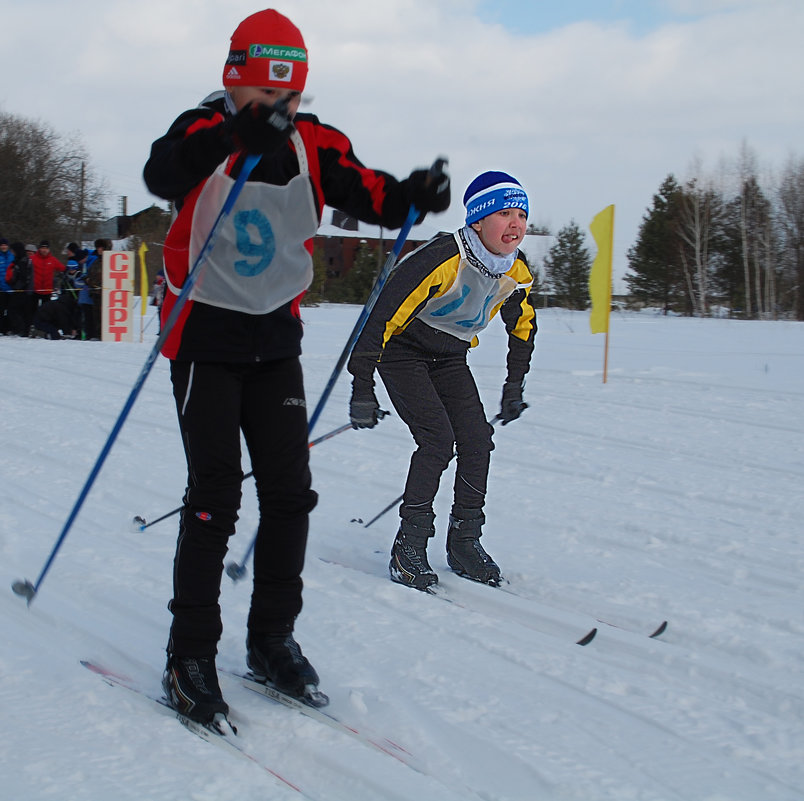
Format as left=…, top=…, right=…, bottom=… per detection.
left=3, top=110, right=802, bottom=320
left=542, top=144, right=804, bottom=321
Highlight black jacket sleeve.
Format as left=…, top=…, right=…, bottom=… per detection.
left=313, top=119, right=423, bottom=231
left=143, top=103, right=234, bottom=202
left=500, top=289, right=537, bottom=387
left=347, top=236, right=460, bottom=389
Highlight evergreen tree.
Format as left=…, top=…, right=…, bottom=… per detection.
left=625, top=174, right=687, bottom=313
left=740, top=174, right=775, bottom=319
left=777, top=156, right=804, bottom=320
left=544, top=220, right=591, bottom=310
left=347, top=241, right=382, bottom=303
left=713, top=194, right=752, bottom=314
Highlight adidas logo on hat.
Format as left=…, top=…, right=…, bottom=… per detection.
left=224, top=66, right=242, bottom=82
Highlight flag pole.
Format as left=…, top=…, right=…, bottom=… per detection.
left=602, top=230, right=612, bottom=383
left=138, top=242, right=149, bottom=343
left=588, top=205, right=614, bottom=383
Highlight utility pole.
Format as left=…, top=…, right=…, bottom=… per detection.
left=77, top=161, right=86, bottom=242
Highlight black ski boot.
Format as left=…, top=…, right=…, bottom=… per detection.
left=246, top=632, right=326, bottom=704
left=162, top=654, right=229, bottom=725
left=446, top=507, right=502, bottom=586
left=389, top=513, right=438, bottom=590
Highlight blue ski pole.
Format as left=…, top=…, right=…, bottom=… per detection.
left=12, top=154, right=262, bottom=605
left=307, top=156, right=448, bottom=434
left=306, top=204, right=418, bottom=433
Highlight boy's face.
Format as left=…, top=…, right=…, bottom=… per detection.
left=230, top=86, right=302, bottom=118
left=471, top=208, right=528, bottom=256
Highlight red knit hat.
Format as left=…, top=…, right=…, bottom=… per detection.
left=222, top=9, right=308, bottom=91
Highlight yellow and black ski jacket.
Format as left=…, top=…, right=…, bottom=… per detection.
left=348, top=231, right=537, bottom=392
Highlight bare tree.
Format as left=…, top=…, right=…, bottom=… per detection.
left=737, top=145, right=756, bottom=317
left=678, top=161, right=721, bottom=316
left=731, top=143, right=779, bottom=318
left=0, top=110, right=107, bottom=245
left=777, top=156, right=804, bottom=320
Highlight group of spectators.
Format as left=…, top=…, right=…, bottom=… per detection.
left=0, top=238, right=111, bottom=340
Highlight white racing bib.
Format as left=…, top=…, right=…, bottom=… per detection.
left=417, top=232, right=528, bottom=341
left=188, top=130, right=318, bottom=314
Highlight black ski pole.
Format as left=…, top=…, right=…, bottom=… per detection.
left=362, top=493, right=403, bottom=529
left=361, top=416, right=503, bottom=529
left=224, top=412, right=390, bottom=582
left=132, top=420, right=361, bottom=531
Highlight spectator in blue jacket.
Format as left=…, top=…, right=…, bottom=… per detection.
left=66, top=242, right=95, bottom=339
left=0, top=238, right=14, bottom=334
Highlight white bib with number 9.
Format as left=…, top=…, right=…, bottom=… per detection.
left=189, top=131, right=318, bottom=314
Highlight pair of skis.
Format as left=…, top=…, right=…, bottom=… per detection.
left=81, top=659, right=427, bottom=798
left=319, top=553, right=667, bottom=647
left=425, top=581, right=667, bottom=646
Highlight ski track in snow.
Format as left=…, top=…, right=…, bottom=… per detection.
left=2, top=306, right=803, bottom=800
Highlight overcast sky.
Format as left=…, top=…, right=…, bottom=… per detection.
left=2, top=0, right=802, bottom=289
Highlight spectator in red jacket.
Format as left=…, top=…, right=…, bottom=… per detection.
left=30, top=241, right=65, bottom=306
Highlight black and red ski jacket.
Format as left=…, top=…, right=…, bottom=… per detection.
left=143, top=92, right=420, bottom=362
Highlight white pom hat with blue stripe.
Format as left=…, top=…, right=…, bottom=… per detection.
left=463, top=171, right=529, bottom=225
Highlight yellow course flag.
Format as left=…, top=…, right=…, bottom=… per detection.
left=588, top=205, right=614, bottom=334
left=138, top=242, right=149, bottom=316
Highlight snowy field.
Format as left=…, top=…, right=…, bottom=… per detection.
left=1, top=304, right=803, bottom=801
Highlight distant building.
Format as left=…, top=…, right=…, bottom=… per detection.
left=314, top=208, right=554, bottom=281
left=86, top=204, right=171, bottom=243
left=314, top=208, right=443, bottom=278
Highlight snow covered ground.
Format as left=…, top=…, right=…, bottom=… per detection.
left=1, top=305, right=803, bottom=801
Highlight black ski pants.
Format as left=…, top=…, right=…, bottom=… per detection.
left=168, top=358, right=317, bottom=657
left=377, top=352, right=494, bottom=522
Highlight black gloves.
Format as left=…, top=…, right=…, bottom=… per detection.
left=223, top=100, right=293, bottom=155
left=349, top=379, right=381, bottom=429
left=499, top=381, right=528, bottom=426
left=350, top=398, right=380, bottom=429
left=407, top=161, right=451, bottom=215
